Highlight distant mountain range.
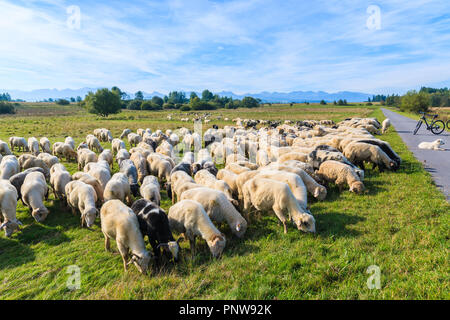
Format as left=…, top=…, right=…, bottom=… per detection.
left=1, top=88, right=372, bottom=103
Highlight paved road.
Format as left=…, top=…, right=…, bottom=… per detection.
left=382, top=108, right=449, bottom=201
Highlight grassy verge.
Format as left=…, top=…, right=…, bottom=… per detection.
left=0, top=106, right=448, bottom=299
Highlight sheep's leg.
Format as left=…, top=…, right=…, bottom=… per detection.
left=104, top=234, right=111, bottom=252
left=273, top=206, right=288, bottom=234
left=189, top=237, right=196, bottom=257
left=117, top=243, right=130, bottom=272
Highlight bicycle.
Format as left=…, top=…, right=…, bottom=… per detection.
left=413, top=112, right=445, bottom=135
left=447, top=119, right=450, bottom=131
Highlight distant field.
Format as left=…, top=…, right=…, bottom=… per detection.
left=0, top=104, right=448, bottom=299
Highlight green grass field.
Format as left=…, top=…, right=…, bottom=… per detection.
left=0, top=103, right=448, bottom=299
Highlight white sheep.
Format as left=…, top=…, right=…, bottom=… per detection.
left=39, top=137, right=51, bottom=154
left=72, top=172, right=104, bottom=205
left=100, top=200, right=152, bottom=274
left=381, top=118, right=391, bottom=134
left=120, top=129, right=132, bottom=139
left=77, top=148, right=98, bottom=170
left=9, top=137, right=29, bottom=152
left=50, top=165, right=72, bottom=201
left=21, top=171, right=49, bottom=222
left=86, top=165, right=111, bottom=190
left=130, top=152, right=148, bottom=184
left=112, top=138, right=126, bottom=155
left=28, top=137, right=40, bottom=156
left=65, top=180, right=98, bottom=228
left=0, top=155, right=20, bottom=180
left=242, top=177, right=316, bottom=234
left=316, top=160, right=365, bottom=194
left=216, top=169, right=239, bottom=198
left=65, top=136, right=76, bottom=150
left=180, top=187, right=247, bottom=238
left=103, top=172, right=132, bottom=205
left=343, top=142, right=397, bottom=172
left=140, top=175, right=161, bottom=205
left=168, top=200, right=226, bottom=257
left=54, top=143, right=78, bottom=162
left=116, top=148, right=130, bottom=166
left=37, top=153, right=59, bottom=169
left=128, top=133, right=142, bottom=147
left=194, top=169, right=237, bottom=206
left=0, top=140, right=12, bottom=156
left=99, top=149, right=113, bottom=169
left=0, top=180, right=22, bottom=237
left=86, top=135, right=103, bottom=153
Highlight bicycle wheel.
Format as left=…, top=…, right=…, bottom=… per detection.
left=413, top=120, right=422, bottom=135
left=431, top=120, right=445, bottom=135
left=447, top=120, right=450, bottom=130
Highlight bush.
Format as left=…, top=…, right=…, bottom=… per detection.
left=163, top=102, right=176, bottom=109
left=400, top=90, right=430, bottom=113
left=191, top=101, right=217, bottom=110
left=320, top=100, right=327, bottom=105
left=366, top=102, right=373, bottom=106
left=127, top=100, right=142, bottom=110
left=56, top=99, right=70, bottom=105
left=180, top=105, right=191, bottom=111
left=151, top=96, right=164, bottom=108
left=0, top=102, right=15, bottom=114
left=141, top=101, right=162, bottom=111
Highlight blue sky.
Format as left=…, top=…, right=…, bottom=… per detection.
left=0, top=0, right=449, bottom=95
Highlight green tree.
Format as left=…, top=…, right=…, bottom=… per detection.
left=400, top=90, right=430, bottom=113
left=0, top=101, right=15, bottom=114
left=85, top=88, right=122, bottom=117
left=241, top=96, right=260, bottom=108
left=201, top=89, right=214, bottom=102
left=320, top=100, right=327, bottom=105
left=112, top=86, right=127, bottom=100
left=141, top=100, right=162, bottom=111
left=56, top=99, right=70, bottom=105
left=135, top=91, right=144, bottom=101
left=151, top=96, right=164, bottom=108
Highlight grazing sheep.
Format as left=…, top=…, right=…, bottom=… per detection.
left=100, top=200, right=152, bottom=274
left=22, top=158, right=50, bottom=180
left=50, top=165, right=72, bottom=201
left=180, top=188, right=247, bottom=238
left=21, top=171, right=49, bottom=222
left=242, top=177, right=316, bottom=234
left=77, top=142, right=88, bottom=151
left=170, top=161, right=192, bottom=177
left=0, top=155, right=20, bottom=180
left=216, top=169, right=239, bottom=198
left=120, top=129, right=132, bottom=139
left=281, top=160, right=315, bottom=175
left=418, top=139, right=445, bottom=151
left=86, top=135, right=103, bottom=153
left=86, top=165, right=111, bottom=190
left=99, top=149, right=113, bottom=169
left=128, top=133, right=142, bottom=147
left=381, top=118, right=391, bottom=134
left=112, top=138, right=126, bottom=155
left=316, top=160, right=365, bottom=194
left=147, top=154, right=173, bottom=183
left=37, top=153, right=59, bottom=169
left=119, top=159, right=140, bottom=197
left=355, top=139, right=401, bottom=168
left=0, top=140, right=12, bottom=156
left=130, top=152, right=148, bottom=184
left=116, top=148, right=130, bottom=166
left=131, top=199, right=180, bottom=262
left=256, top=149, right=271, bottom=167
left=28, top=137, right=40, bottom=156
left=18, top=154, right=35, bottom=169
left=65, top=181, right=98, bottom=228
left=39, top=137, right=51, bottom=154
left=72, top=172, right=104, bottom=205
left=343, top=142, right=397, bottom=172
left=261, top=163, right=327, bottom=200
left=54, top=143, right=78, bottom=162
left=9, top=137, right=29, bottom=152
left=65, top=136, right=76, bottom=150
left=9, top=167, right=45, bottom=202
left=103, top=172, right=132, bottom=205
left=140, top=175, right=161, bottom=205
left=254, top=170, right=309, bottom=210
left=77, top=148, right=98, bottom=170
left=194, top=169, right=238, bottom=207
left=225, top=162, right=251, bottom=175
left=278, top=152, right=309, bottom=164
left=235, top=170, right=261, bottom=201
left=168, top=200, right=226, bottom=258
left=0, top=180, right=22, bottom=237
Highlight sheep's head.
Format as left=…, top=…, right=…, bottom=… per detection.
left=208, top=234, right=226, bottom=258
left=0, top=219, right=22, bottom=237
left=82, top=208, right=98, bottom=228
left=234, top=219, right=248, bottom=238
left=295, top=214, right=316, bottom=233
left=350, top=181, right=365, bottom=194
left=314, top=186, right=327, bottom=201
left=130, top=184, right=140, bottom=197
left=158, top=238, right=182, bottom=262
left=32, top=207, right=49, bottom=222
left=128, top=252, right=152, bottom=275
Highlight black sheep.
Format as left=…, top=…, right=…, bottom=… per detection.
left=131, top=199, right=181, bottom=262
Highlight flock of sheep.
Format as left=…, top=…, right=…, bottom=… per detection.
left=0, top=116, right=398, bottom=275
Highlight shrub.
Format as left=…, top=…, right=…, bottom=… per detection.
left=320, top=100, right=327, bottom=105
left=241, top=96, right=260, bottom=108
left=400, top=90, right=430, bottom=113
left=191, top=101, right=217, bottom=110
left=0, top=101, right=15, bottom=114
left=163, top=102, right=176, bottom=109
left=56, top=99, right=70, bottom=105
left=180, top=105, right=191, bottom=111
left=141, top=101, right=162, bottom=111
left=127, top=100, right=142, bottom=110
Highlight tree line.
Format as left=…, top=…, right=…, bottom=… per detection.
left=79, top=87, right=262, bottom=117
